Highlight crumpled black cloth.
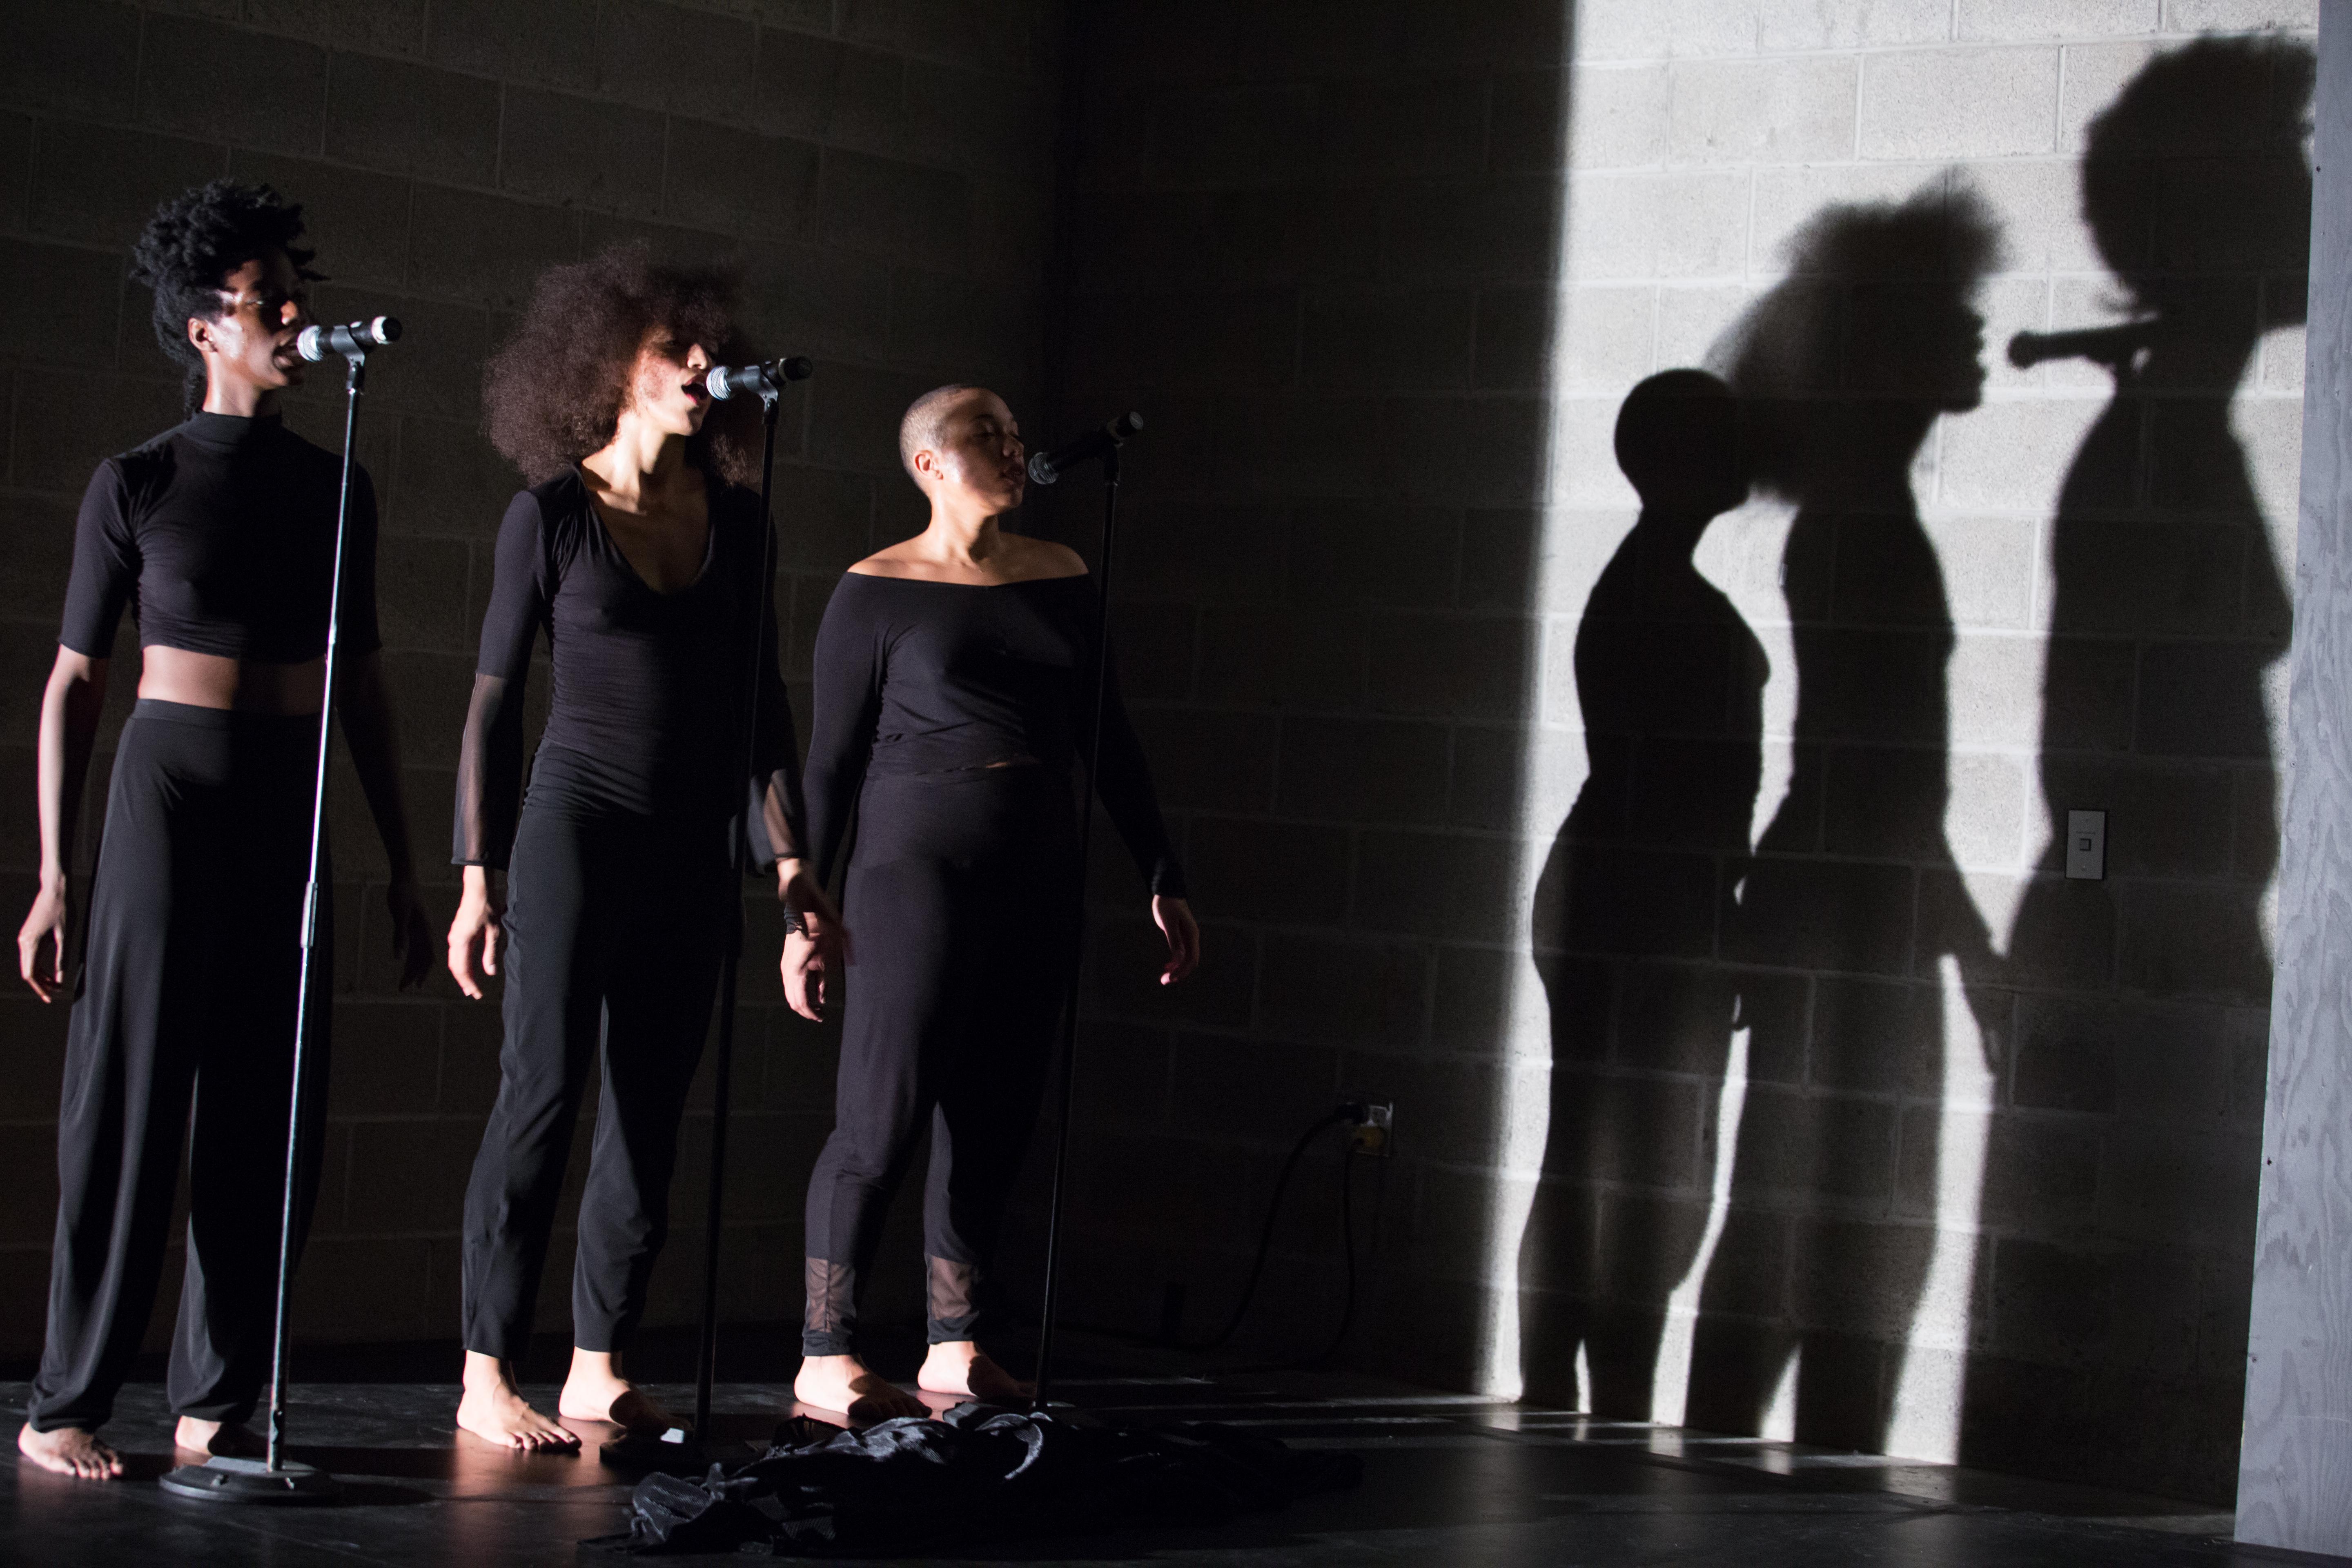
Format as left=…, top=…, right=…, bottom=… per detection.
left=590, top=1403, right=1362, bottom=1556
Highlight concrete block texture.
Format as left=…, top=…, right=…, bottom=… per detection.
left=0, top=0, right=1065, bottom=1364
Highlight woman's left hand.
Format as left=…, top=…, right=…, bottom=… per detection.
left=386, top=873, right=434, bottom=991
left=777, top=860, right=848, bottom=1022
left=1152, top=895, right=1198, bottom=986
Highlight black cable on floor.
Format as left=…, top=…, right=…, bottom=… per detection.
left=1192, top=1107, right=1352, bottom=1353
left=1010, top=1105, right=1370, bottom=1369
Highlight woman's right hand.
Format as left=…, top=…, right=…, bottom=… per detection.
left=448, top=865, right=507, bottom=1000
left=18, top=873, right=69, bottom=1002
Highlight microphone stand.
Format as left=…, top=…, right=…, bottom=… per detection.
left=599, top=358, right=803, bottom=1475
left=161, top=345, right=379, bottom=1505
left=699, top=367, right=798, bottom=1442
left=1031, top=444, right=1123, bottom=1413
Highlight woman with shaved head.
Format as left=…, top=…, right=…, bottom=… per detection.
left=786, top=385, right=1198, bottom=1419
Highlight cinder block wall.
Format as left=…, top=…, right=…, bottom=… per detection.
left=1018, top=0, right=1575, bottom=1397
left=0, top=0, right=1061, bottom=1359
left=1048, top=0, right=2313, bottom=1506
left=0, top=0, right=2317, bottom=1510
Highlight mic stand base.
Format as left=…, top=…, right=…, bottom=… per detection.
left=599, top=1424, right=709, bottom=1476
left=160, top=1456, right=341, bottom=1504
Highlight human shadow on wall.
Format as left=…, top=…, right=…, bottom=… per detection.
left=1967, top=38, right=2311, bottom=1495
left=1517, top=372, right=1765, bottom=1414
left=1675, top=182, right=2008, bottom=1453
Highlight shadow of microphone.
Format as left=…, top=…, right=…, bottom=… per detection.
left=2007, top=319, right=2158, bottom=371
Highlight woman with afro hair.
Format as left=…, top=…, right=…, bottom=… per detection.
left=445, top=245, right=831, bottom=1450
left=15, top=180, right=433, bottom=1480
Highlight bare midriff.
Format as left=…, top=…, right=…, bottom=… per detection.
left=136, top=646, right=327, bottom=715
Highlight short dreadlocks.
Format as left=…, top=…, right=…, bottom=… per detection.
left=128, top=180, right=318, bottom=414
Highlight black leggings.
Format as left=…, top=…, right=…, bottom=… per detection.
left=802, top=766, right=1078, bottom=1357
left=30, top=700, right=330, bottom=1433
left=459, top=746, right=730, bottom=1362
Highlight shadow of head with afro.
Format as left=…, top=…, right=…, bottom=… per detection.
left=129, top=179, right=317, bottom=416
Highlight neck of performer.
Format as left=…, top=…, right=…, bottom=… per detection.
left=916, top=490, right=1012, bottom=571
left=200, top=369, right=281, bottom=421
left=581, top=409, right=695, bottom=508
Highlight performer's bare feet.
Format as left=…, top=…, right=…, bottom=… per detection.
left=16, top=1423, right=123, bottom=1479
left=173, top=1416, right=266, bottom=1458
left=558, top=1349, right=677, bottom=1433
left=917, top=1341, right=1033, bottom=1404
left=456, top=1350, right=581, bottom=1451
left=794, top=1354, right=927, bottom=1422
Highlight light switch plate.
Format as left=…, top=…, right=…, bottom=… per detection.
left=2065, top=809, right=2107, bottom=880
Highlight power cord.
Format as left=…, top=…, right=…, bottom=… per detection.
left=1016, top=1103, right=1376, bottom=1368
left=1191, top=1107, right=1353, bottom=1352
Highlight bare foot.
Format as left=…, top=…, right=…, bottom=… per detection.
left=456, top=1351, right=580, bottom=1452
left=174, top=1417, right=266, bottom=1458
left=558, top=1349, right=677, bottom=1434
left=794, top=1354, right=926, bottom=1422
left=917, top=1341, right=1034, bottom=1404
left=17, top=1424, right=123, bottom=1480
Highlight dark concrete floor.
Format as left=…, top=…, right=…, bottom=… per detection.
left=0, top=1330, right=2325, bottom=1566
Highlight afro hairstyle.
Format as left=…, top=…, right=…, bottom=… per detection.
left=482, top=244, right=763, bottom=489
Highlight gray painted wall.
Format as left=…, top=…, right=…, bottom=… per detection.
left=2238, top=0, right=2352, bottom=1552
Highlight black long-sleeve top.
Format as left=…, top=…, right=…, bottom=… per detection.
left=61, top=411, right=381, bottom=661
left=802, top=571, right=1185, bottom=896
left=453, top=467, right=803, bottom=870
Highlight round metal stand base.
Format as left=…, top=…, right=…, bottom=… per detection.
left=159, top=1456, right=341, bottom=1503
left=600, top=1425, right=706, bottom=1476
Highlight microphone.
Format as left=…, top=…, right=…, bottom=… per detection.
left=298, top=316, right=400, bottom=361
left=2008, top=320, right=2157, bottom=370
left=1027, top=410, right=1144, bottom=485
left=705, top=358, right=814, bottom=401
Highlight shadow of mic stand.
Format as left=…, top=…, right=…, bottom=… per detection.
left=160, top=314, right=401, bottom=1505
left=1024, top=410, right=1142, bottom=1414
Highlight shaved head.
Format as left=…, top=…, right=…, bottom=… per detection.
left=899, top=383, right=981, bottom=481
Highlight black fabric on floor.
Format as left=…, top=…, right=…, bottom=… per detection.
left=595, top=1404, right=1363, bottom=1556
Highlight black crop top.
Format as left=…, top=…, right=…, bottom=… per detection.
left=802, top=572, right=1185, bottom=897
left=60, top=411, right=381, bottom=662
left=453, top=468, right=804, bottom=870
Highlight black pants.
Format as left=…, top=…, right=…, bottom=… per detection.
left=29, top=700, right=330, bottom=1433
left=802, top=767, right=1077, bottom=1356
left=460, top=746, right=730, bottom=1362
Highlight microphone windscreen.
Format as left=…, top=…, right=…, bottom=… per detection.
left=1026, top=451, right=1059, bottom=485
left=296, top=325, right=330, bottom=363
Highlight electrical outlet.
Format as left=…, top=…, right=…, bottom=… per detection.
left=1347, top=1100, right=1393, bottom=1158
left=2065, top=809, right=2107, bottom=881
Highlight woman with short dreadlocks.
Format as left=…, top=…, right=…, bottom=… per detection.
left=14, top=181, right=432, bottom=1481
